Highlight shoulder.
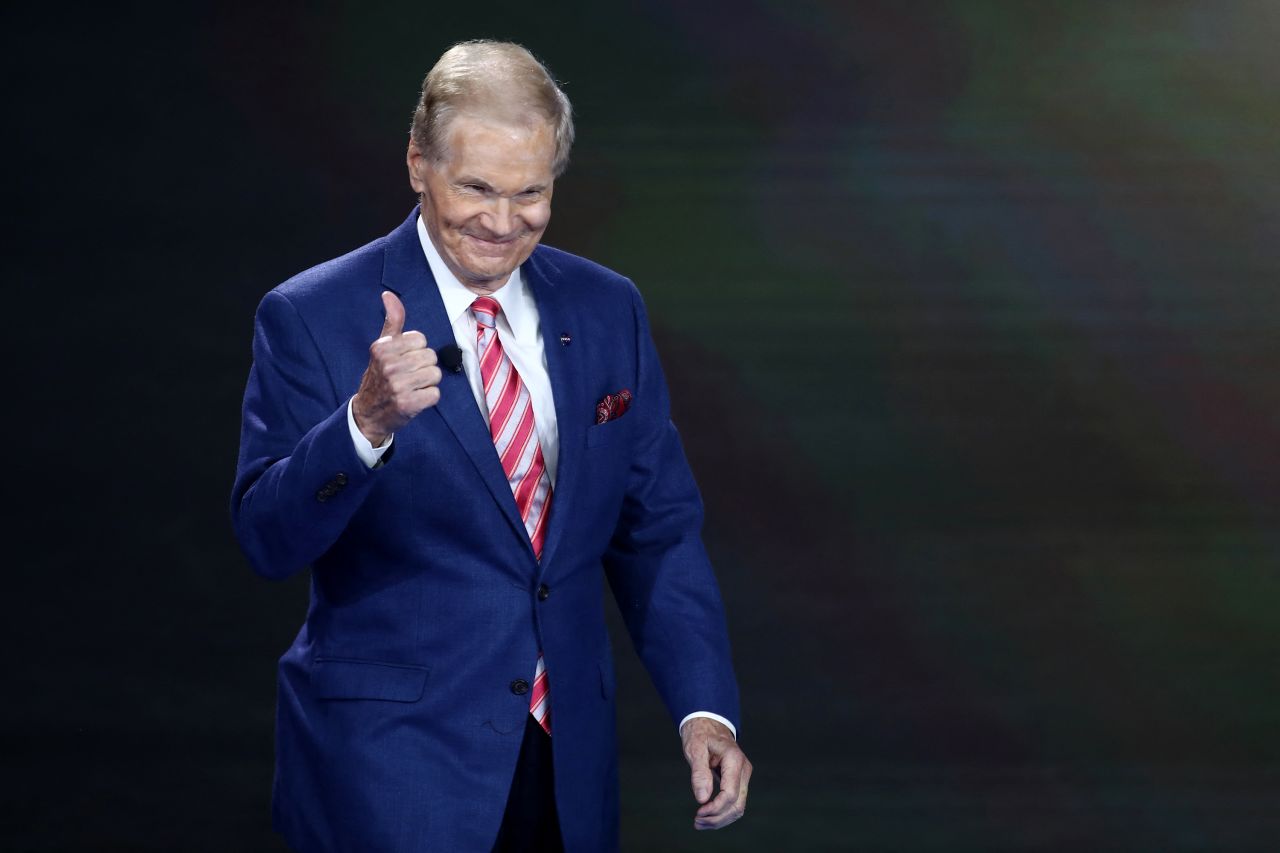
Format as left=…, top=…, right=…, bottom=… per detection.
left=271, top=235, right=388, bottom=309
left=261, top=208, right=420, bottom=322
left=527, top=243, right=642, bottom=308
left=531, top=244, right=633, bottom=288
left=253, top=234, right=392, bottom=347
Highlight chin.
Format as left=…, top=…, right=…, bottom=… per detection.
left=462, top=259, right=516, bottom=280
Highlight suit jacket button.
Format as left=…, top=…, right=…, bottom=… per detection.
left=315, top=488, right=331, bottom=502
left=334, top=472, right=348, bottom=487
left=537, top=584, right=550, bottom=601
left=510, top=679, right=530, bottom=695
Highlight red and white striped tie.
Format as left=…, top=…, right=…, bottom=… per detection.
left=471, top=296, right=553, bottom=735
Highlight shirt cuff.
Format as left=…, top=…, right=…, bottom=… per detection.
left=347, top=397, right=393, bottom=468
left=678, top=712, right=737, bottom=741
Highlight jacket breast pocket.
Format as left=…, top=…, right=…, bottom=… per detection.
left=312, top=658, right=430, bottom=702
left=585, top=416, right=632, bottom=449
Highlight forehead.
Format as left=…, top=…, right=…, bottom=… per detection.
left=439, top=113, right=556, bottom=181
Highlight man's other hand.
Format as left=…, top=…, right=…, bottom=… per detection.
left=352, top=291, right=442, bottom=445
left=680, top=717, right=751, bottom=830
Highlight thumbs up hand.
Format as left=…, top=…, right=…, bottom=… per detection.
left=352, top=291, right=442, bottom=446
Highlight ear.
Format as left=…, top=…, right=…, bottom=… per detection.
left=406, top=138, right=429, bottom=194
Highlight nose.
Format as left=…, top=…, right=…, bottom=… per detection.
left=482, top=196, right=515, bottom=238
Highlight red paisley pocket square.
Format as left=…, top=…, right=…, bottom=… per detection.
left=595, top=389, right=633, bottom=425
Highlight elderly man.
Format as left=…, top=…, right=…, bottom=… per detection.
left=232, top=40, right=749, bottom=851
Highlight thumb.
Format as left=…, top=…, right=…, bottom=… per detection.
left=380, top=290, right=405, bottom=338
left=689, top=748, right=714, bottom=804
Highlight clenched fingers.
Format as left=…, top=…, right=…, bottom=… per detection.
left=371, top=330, right=429, bottom=357
left=694, top=747, right=751, bottom=830
left=387, top=362, right=443, bottom=394
left=681, top=717, right=752, bottom=831
left=379, top=345, right=437, bottom=378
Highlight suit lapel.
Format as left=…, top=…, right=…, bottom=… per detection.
left=523, top=249, right=584, bottom=573
left=380, top=209, right=533, bottom=558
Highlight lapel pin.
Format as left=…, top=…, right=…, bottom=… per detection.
left=560, top=332, right=572, bottom=346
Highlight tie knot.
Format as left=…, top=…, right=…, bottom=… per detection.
left=470, top=297, right=500, bottom=329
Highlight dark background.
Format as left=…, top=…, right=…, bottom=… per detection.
left=7, top=1, right=1280, bottom=850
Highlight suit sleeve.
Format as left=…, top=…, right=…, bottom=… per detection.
left=230, top=290, right=383, bottom=580
left=603, top=283, right=743, bottom=735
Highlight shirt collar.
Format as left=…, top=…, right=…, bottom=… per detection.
left=416, top=214, right=536, bottom=343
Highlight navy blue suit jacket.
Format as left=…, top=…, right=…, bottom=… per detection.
left=230, top=209, right=740, bottom=851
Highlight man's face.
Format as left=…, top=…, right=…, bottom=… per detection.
left=408, top=114, right=556, bottom=293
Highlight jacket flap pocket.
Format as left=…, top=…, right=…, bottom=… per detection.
left=599, top=658, right=616, bottom=700
left=312, top=658, right=429, bottom=702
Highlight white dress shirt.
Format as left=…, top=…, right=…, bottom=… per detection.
left=344, top=215, right=735, bottom=740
